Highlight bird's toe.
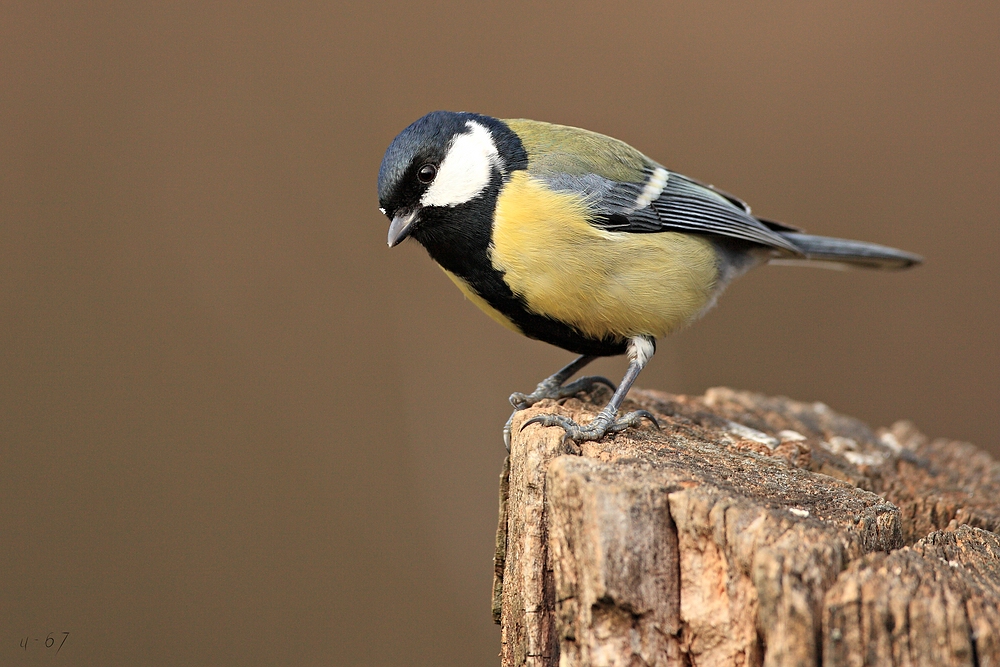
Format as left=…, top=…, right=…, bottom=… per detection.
left=509, top=375, right=614, bottom=410
left=519, top=408, right=657, bottom=449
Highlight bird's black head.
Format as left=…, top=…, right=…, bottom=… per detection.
left=377, top=111, right=527, bottom=248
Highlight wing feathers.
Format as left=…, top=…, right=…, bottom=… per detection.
left=579, top=171, right=804, bottom=253
left=535, top=167, right=804, bottom=253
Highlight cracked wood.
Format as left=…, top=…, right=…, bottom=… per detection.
left=494, top=387, right=1000, bottom=667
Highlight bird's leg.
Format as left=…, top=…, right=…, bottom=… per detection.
left=508, top=354, right=614, bottom=409
left=502, top=354, right=615, bottom=451
left=521, top=337, right=659, bottom=453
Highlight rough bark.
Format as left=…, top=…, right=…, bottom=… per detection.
left=494, top=387, right=1000, bottom=667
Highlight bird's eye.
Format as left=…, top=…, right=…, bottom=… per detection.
left=417, top=163, right=437, bottom=184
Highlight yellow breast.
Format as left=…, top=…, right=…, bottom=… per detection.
left=490, top=172, right=719, bottom=341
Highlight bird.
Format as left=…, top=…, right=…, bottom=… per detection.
left=377, top=111, right=922, bottom=451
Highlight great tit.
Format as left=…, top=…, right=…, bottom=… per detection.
left=377, top=111, right=921, bottom=450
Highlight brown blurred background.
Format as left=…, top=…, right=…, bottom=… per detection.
left=1, top=2, right=997, bottom=665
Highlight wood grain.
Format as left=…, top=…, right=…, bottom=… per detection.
left=494, top=388, right=1000, bottom=666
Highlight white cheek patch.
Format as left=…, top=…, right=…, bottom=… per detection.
left=420, top=121, right=501, bottom=208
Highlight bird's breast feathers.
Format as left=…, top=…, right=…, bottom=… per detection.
left=489, top=171, right=720, bottom=341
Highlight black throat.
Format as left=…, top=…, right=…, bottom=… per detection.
left=412, top=176, right=501, bottom=282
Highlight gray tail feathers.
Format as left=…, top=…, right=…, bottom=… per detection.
left=773, top=232, right=923, bottom=270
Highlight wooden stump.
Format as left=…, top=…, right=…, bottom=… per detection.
left=493, top=387, right=1000, bottom=667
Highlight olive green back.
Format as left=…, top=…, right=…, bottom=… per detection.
left=503, top=119, right=653, bottom=183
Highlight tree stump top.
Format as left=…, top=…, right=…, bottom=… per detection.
left=494, top=387, right=1000, bottom=667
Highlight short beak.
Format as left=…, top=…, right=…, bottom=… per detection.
left=387, top=209, right=419, bottom=248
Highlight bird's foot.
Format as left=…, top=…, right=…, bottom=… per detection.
left=521, top=409, right=659, bottom=454
left=503, top=375, right=615, bottom=451
left=508, top=375, right=615, bottom=411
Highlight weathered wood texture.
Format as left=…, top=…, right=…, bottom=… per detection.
left=494, top=387, right=1000, bottom=667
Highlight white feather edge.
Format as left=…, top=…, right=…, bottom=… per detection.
left=633, top=167, right=669, bottom=211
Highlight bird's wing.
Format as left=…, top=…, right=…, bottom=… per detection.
left=506, top=120, right=803, bottom=255
left=547, top=168, right=803, bottom=254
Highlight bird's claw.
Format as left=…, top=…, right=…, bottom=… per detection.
left=505, top=375, right=617, bottom=451
left=509, top=375, right=615, bottom=410
left=503, top=411, right=515, bottom=452
left=520, top=409, right=659, bottom=453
